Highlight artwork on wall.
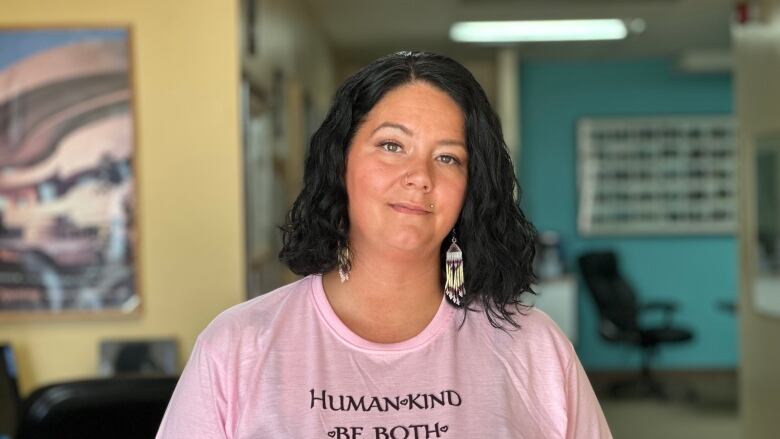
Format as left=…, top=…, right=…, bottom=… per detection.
left=577, top=115, right=737, bottom=236
left=0, top=27, right=139, bottom=318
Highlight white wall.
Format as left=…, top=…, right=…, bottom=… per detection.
left=734, top=8, right=780, bottom=437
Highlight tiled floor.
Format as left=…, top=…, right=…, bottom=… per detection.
left=602, top=398, right=739, bottom=439
left=597, top=376, right=740, bottom=439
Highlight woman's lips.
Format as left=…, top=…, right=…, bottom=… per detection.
left=389, top=203, right=431, bottom=215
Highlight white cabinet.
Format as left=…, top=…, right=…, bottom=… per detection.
left=528, top=275, right=578, bottom=344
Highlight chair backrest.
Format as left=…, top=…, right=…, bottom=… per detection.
left=578, top=251, right=640, bottom=340
left=16, top=376, right=178, bottom=439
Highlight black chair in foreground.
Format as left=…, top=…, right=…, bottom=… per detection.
left=16, top=375, right=178, bottom=439
left=0, top=343, right=21, bottom=437
left=578, top=250, right=694, bottom=398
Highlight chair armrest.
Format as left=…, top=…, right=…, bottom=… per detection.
left=640, top=301, right=678, bottom=327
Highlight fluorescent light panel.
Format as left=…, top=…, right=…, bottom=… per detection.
left=450, top=19, right=628, bottom=43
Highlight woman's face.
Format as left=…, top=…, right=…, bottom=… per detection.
left=345, top=81, right=468, bottom=260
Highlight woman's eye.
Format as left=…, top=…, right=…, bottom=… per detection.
left=380, top=142, right=402, bottom=153
left=438, top=155, right=461, bottom=165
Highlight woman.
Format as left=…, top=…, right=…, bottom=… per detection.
left=157, top=51, right=612, bottom=438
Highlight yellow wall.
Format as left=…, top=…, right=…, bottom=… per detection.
left=0, top=0, right=244, bottom=395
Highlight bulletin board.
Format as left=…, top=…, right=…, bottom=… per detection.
left=577, top=116, right=737, bottom=236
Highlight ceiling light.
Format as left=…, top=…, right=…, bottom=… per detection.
left=449, top=19, right=629, bottom=43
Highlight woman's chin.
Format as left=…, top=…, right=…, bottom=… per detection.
left=381, top=233, right=440, bottom=255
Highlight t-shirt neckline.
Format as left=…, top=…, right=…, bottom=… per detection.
left=309, top=274, right=455, bottom=352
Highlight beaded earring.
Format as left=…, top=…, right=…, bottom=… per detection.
left=337, top=244, right=351, bottom=283
left=444, top=231, right=465, bottom=305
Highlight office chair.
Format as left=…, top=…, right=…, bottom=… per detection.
left=16, top=376, right=178, bottom=439
left=0, top=343, right=21, bottom=437
left=578, top=250, right=694, bottom=397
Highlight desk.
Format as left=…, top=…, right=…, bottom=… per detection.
left=528, top=275, right=578, bottom=344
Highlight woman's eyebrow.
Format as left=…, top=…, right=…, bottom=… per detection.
left=439, top=139, right=466, bottom=149
left=372, top=122, right=465, bottom=147
left=371, top=121, right=412, bottom=136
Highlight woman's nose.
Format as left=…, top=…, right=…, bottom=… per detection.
left=403, top=164, right=433, bottom=192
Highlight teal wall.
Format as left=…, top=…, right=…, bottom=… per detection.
left=519, top=59, right=738, bottom=369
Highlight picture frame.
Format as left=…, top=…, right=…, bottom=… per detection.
left=0, top=26, right=140, bottom=319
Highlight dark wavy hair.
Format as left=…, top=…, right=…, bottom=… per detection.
left=279, top=51, right=537, bottom=328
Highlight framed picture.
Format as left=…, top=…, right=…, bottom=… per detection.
left=0, top=26, right=139, bottom=318
left=98, top=338, right=178, bottom=376
left=577, top=115, right=738, bottom=236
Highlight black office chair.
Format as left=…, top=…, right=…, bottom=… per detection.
left=16, top=376, right=179, bottom=439
left=0, top=343, right=21, bottom=437
left=578, top=250, right=694, bottom=397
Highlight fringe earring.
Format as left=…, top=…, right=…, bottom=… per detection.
left=444, top=232, right=465, bottom=305
left=337, top=244, right=351, bottom=283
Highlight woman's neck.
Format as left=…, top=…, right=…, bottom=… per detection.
left=321, top=247, right=444, bottom=344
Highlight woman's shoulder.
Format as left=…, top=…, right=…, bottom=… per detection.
left=196, top=275, right=315, bottom=348
left=515, top=306, right=571, bottom=343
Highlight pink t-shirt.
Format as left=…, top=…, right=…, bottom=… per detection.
left=157, top=275, right=612, bottom=439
